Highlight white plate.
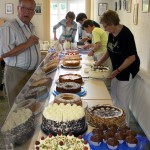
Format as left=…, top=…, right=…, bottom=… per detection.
left=49, top=100, right=88, bottom=110
left=61, top=64, right=82, bottom=69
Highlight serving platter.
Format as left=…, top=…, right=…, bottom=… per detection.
left=52, top=87, right=87, bottom=97
left=83, top=132, right=149, bottom=150
left=61, top=64, right=82, bottom=69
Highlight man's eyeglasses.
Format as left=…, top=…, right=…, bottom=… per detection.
left=19, top=6, right=35, bottom=13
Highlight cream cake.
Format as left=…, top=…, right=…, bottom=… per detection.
left=88, top=65, right=110, bottom=78
left=41, top=103, right=86, bottom=135
left=34, top=133, right=91, bottom=150
left=86, top=104, right=126, bottom=127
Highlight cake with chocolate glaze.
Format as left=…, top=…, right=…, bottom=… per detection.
left=54, top=93, right=82, bottom=106
left=59, top=74, right=83, bottom=84
left=34, top=132, right=91, bottom=150
left=56, top=82, right=81, bottom=93
left=41, top=103, right=86, bottom=135
left=86, top=104, right=126, bottom=127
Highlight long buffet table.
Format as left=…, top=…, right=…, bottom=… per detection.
left=2, top=52, right=112, bottom=150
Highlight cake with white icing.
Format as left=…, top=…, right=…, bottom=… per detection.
left=88, top=65, right=110, bottom=78
left=34, top=132, right=91, bottom=150
left=41, top=103, right=87, bottom=135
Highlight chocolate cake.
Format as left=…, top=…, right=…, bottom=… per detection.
left=56, top=82, right=81, bottom=93
left=86, top=104, right=126, bottom=127
left=41, top=103, right=87, bottom=135
left=59, top=73, right=83, bottom=84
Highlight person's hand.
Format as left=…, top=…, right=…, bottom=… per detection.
left=0, top=57, right=3, bottom=61
left=88, top=50, right=94, bottom=56
left=95, top=61, right=100, bottom=66
left=82, top=44, right=90, bottom=50
left=80, top=38, right=88, bottom=43
left=54, top=37, right=58, bottom=41
left=27, top=35, right=39, bottom=47
left=107, top=69, right=119, bottom=80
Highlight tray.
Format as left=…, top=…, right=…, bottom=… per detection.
left=53, top=87, right=87, bottom=97
left=83, top=132, right=149, bottom=150
left=61, top=64, right=82, bottom=69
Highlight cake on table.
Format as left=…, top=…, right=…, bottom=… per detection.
left=59, top=73, right=83, bottom=84
left=88, top=65, right=110, bottom=78
left=86, top=104, right=126, bottom=127
left=34, top=132, right=91, bottom=150
left=41, top=103, right=87, bottom=135
left=63, top=60, right=80, bottom=67
left=54, top=93, right=82, bottom=106
left=56, top=82, right=81, bottom=93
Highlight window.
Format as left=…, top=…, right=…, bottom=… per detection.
left=50, top=0, right=85, bottom=41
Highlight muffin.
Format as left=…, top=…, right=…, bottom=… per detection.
left=92, top=128, right=103, bottom=135
left=126, top=129, right=137, bottom=137
left=103, top=131, right=114, bottom=143
left=107, top=137, right=119, bottom=150
left=118, top=125, right=130, bottom=132
left=97, top=123, right=108, bottom=132
left=114, top=132, right=125, bottom=144
left=125, top=135, right=138, bottom=148
left=90, top=134, right=103, bottom=146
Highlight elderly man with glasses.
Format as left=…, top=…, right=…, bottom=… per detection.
left=0, top=0, right=41, bottom=108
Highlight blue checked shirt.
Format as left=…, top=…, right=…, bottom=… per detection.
left=53, top=19, right=77, bottom=42
left=0, top=17, right=41, bottom=70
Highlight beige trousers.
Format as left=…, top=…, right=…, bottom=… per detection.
left=4, top=65, right=34, bottom=108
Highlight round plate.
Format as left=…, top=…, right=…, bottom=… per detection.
left=53, top=87, right=87, bottom=97
left=61, top=64, right=82, bottom=69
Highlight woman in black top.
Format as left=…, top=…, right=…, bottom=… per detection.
left=96, top=10, right=140, bottom=124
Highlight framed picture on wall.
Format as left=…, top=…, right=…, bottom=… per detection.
left=133, top=3, right=139, bottom=25
left=142, top=0, right=150, bottom=12
left=98, top=3, right=108, bottom=16
left=35, top=3, right=42, bottom=14
left=126, top=0, right=132, bottom=13
left=5, top=3, right=14, bottom=14
left=119, top=0, right=122, bottom=10
left=115, top=2, right=118, bottom=11
left=123, top=0, right=127, bottom=10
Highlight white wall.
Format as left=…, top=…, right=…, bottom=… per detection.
left=93, top=0, right=150, bottom=76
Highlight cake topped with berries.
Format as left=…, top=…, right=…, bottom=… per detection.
left=34, top=132, right=91, bottom=150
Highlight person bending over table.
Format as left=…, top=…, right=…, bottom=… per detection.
left=0, top=0, right=41, bottom=108
left=81, top=19, right=109, bottom=65
left=53, top=11, right=77, bottom=43
left=76, top=13, right=100, bottom=43
left=95, top=10, right=140, bottom=125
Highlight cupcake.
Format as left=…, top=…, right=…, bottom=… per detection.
left=103, top=131, right=114, bottom=143
left=107, top=137, right=119, bottom=150
left=114, top=132, right=125, bottom=144
left=92, top=128, right=103, bottom=135
left=97, top=123, right=108, bottom=133
left=90, top=134, right=103, bottom=146
left=125, top=135, right=138, bottom=148
left=118, top=125, right=130, bottom=132
left=126, top=129, right=137, bottom=137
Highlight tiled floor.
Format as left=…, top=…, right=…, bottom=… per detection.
left=0, top=86, right=150, bottom=149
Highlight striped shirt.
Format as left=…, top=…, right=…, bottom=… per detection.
left=0, top=17, right=41, bottom=70
left=53, top=19, right=77, bottom=42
